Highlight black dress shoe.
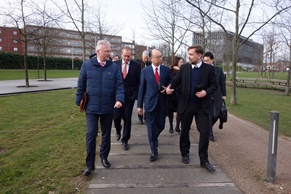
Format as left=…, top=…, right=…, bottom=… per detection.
left=138, top=115, right=144, bottom=124
left=182, top=154, right=189, bottom=164
left=122, top=142, right=129, bottom=150
left=175, top=127, right=181, bottom=134
left=150, top=154, right=158, bottom=162
left=82, top=166, right=95, bottom=176
left=101, top=159, right=111, bottom=168
left=201, top=162, right=215, bottom=172
left=116, top=132, right=121, bottom=141
left=169, top=127, right=173, bottom=133
left=209, top=134, right=215, bottom=142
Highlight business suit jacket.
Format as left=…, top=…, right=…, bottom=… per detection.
left=171, top=62, right=217, bottom=115
left=137, top=65, right=172, bottom=112
left=115, top=59, right=141, bottom=100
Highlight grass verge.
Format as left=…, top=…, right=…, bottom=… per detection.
left=0, top=89, right=90, bottom=193
left=0, top=70, right=80, bottom=80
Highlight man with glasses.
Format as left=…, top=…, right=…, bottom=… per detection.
left=137, top=49, right=172, bottom=162
left=76, top=40, right=124, bottom=176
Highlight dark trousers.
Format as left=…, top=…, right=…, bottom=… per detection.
left=85, top=113, right=113, bottom=168
left=146, top=106, right=166, bottom=156
left=180, top=100, right=210, bottom=164
left=113, top=97, right=135, bottom=143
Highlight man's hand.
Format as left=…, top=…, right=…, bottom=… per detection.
left=166, top=84, right=174, bottom=94
left=160, top=86, right=167, bottom=94
left=195, top=90, right=207, bottom=98
left=114, top=101, right=123, bottom=108
left=137, top=108, right=143, bottom=116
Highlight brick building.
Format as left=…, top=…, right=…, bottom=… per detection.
left=0, top=26, right=23, bottom=54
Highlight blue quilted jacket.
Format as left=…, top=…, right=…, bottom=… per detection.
left=75, top=57, right=124, bottom=114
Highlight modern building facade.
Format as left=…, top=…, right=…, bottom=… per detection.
left=193, top=30, right=264, bottom=70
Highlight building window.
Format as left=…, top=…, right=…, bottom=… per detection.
left=0, top=38, right=2, bottom=42
left=67, top=41, right=71, bottom=45
left=13, top=40, right=18, bottom=43
left=13, top=47, right=18, bottom=51
left=0, top=29, right=2, bottom=33
left=13, top=31, right=17, bottom=35
left=0, top=46, right=2, bottom=51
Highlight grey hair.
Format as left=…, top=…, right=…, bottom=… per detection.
left=96, top=40, right=111, bottom=50
left=142, top=50, right=149, bottom=57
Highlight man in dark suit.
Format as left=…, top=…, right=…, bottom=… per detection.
left=203, top=52, right=226, bottom=142
left=114, top=46, right=141, bottom=150
left=166, top=45, right=217, bottom=172
left=137, top=50, right=152, bottom=124
left=76, top=40, right=124, bottom=176
left=137, top=49, right=172, bottom=162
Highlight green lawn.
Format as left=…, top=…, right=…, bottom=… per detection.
left=0, top=69, right=80, bottom=80
left=0, top=90, right=89, bottom=193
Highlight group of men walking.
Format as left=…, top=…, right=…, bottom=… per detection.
left=75, top=40, right=226, bottom=176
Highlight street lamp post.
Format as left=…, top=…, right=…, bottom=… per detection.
left=72, top=45, right=74, bottom=70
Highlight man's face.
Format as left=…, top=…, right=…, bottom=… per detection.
left=122, top=49, right=132, bottom=64
left=188, top=48, right=202, bottom=65
left=151, top=50, right=162, bottom=67
left=142, top=56, right=149, bottom=63
left=97, top=44, right=111, bottom=61
left=203, top=56, right=213, bottom=65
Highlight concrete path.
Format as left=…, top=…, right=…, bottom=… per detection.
left=0, top=78, right=242, bottom=194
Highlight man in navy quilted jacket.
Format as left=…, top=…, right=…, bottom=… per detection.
left=76, top=40, right=124, bottom=176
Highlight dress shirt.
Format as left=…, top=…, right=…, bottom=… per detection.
left=191, top=61, right=202, bottom=69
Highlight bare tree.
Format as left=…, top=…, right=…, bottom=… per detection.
left=185, top=0, right=291, bottom=104
left=2, top=0, right=40, bottom=87
left=142, top=0, right=193, bottom=64
left=86, top=3, right=123, bottom=53
left=52, top=0, right=88, bottom=61
left=276, top=14, right=291, bottom=95
left=30, top=0, right=63, bottom=81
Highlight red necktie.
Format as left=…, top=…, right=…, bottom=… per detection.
left=100, top=62, right=104, bottom=67
left=123, top=63, right=127, bottom=79
left=155, top=67, right=159, bottom=84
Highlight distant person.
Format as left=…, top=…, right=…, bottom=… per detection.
left=137, top=49, right=172, bottom=162
left=113, top=47, right=141, bottom=150
left=140, top=50, right=151, bottom=69
left=166, top=45, right=217, bottom=172
left=137, top=50, right=152, bottom=124
left=76, top=40, right=124, bottom=176
left=203, top=52, right=226, bottom=142
left=112, top=55, right=120, bottom=61
left=167, top=56, right=184, bottom=134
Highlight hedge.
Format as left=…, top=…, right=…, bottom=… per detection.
left=0, top=52, right=82, bottom=70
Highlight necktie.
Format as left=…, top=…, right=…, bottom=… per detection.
left=100, top=62, right=104, bottom=67
left=155, top=67, right=159, bottom=84
left=194, top=64, right=198, bottom=69
left=123, top=63, right=127, bottom=79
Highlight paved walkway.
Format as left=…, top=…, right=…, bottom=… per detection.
left=0, top=78, right=242, bottom=194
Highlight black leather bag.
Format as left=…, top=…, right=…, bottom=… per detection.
left=219, top=100, right=228, bottom=123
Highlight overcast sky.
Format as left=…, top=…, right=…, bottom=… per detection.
left=102, top=0, right=147, bottom=45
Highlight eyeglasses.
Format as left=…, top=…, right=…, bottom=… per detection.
left=102, top=50, right=111, bottom=53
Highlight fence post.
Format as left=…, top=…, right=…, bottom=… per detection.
left=267, top=111, right=279, bottom=182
